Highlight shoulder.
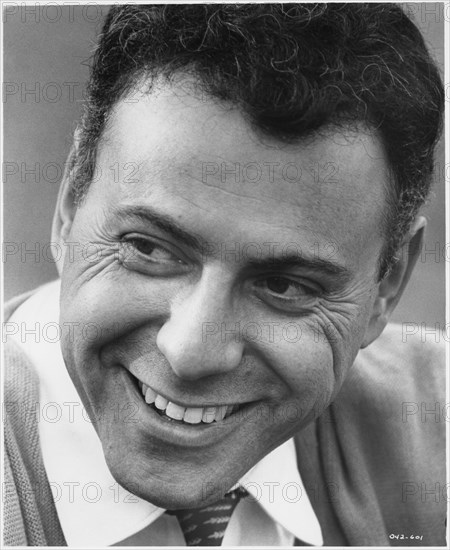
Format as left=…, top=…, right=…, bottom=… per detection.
left=3, top=285, right=58, bottom=460
left=317, top=323, right=446, bottom=543
left=4, top=338, right=40, bottom=422
left=4, top=287, right=42, bottom=412
left=343, top=322, right=445, bottom=406
left=3, top=289, right=66, bottom=545
left=332, top=322, right=445, bottom=470
left=4, top=288, right=37, bottom=321
left=3, top=282, right=60, bottom=406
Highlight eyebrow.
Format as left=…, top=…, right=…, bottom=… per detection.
left=112, top=205, right=352, bottom=282
left=246, top=255, right=351, bottom=282
left=112, top=205, right=205, bottom=253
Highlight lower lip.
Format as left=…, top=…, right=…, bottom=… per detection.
left=118, top=368, right=257, bottom=448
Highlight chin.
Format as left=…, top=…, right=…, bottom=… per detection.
left=113, top=466, right=235, bottom=509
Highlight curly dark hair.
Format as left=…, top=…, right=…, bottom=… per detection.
left=69, top=3, right=444, bottom=279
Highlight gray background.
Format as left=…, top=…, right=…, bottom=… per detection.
left=3, top=3, right=446, bottom=326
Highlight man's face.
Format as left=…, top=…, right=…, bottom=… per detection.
left=59, top=79, right=388, bottom=508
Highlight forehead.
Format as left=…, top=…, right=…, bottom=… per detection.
left=92, top=81, right=389, bottom=273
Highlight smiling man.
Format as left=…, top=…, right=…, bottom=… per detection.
left=3, top=3, right=446, bottom=547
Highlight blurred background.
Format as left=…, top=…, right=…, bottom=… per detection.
left=3, top=3, right=446, bottom=326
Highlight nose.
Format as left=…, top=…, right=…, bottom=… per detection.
left=156, top=269, right=244, bottom=380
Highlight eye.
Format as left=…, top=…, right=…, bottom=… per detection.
left=125, top=237, right=179, bottom=262
left=254, top=275, right=320, bottom=310
left=265, top=277, right=295, bottom=295
left=119, top=235, right=187, bottom=276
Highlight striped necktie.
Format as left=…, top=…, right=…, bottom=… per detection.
left=168, top=488, right=247, bottom=546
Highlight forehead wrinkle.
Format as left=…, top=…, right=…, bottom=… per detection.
left=133, top=152, right=288, bottom=208
left=108, top=96, right=386, bottom=228
left=106, top=142, right=384, bottom=259
left=141, top=149, right=384, bottom=229
left=113, top=150, right=371, bottom=248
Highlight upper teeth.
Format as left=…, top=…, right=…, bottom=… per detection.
left=139, top=382, right=236, bottom=424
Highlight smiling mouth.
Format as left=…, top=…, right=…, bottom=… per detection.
left=137, top=381, right=242, bottom=425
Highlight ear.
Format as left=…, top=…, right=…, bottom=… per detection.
left=51, top=142, right=78, bottom=276
left=361, top=216, right=426, bottom=348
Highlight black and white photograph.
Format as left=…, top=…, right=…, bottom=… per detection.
left=2, top=1, right=448, bottom=547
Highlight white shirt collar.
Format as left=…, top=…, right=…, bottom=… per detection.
left=9, top=280, right=323, bottom=546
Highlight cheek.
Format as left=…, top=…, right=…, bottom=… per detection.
left=60, top=268, right=167, bottom=349
left=260, top=314, right=366, bottom=427
left=262, top=326, right=336, bottom=405
left=58, top=268, right=173, bottom=413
